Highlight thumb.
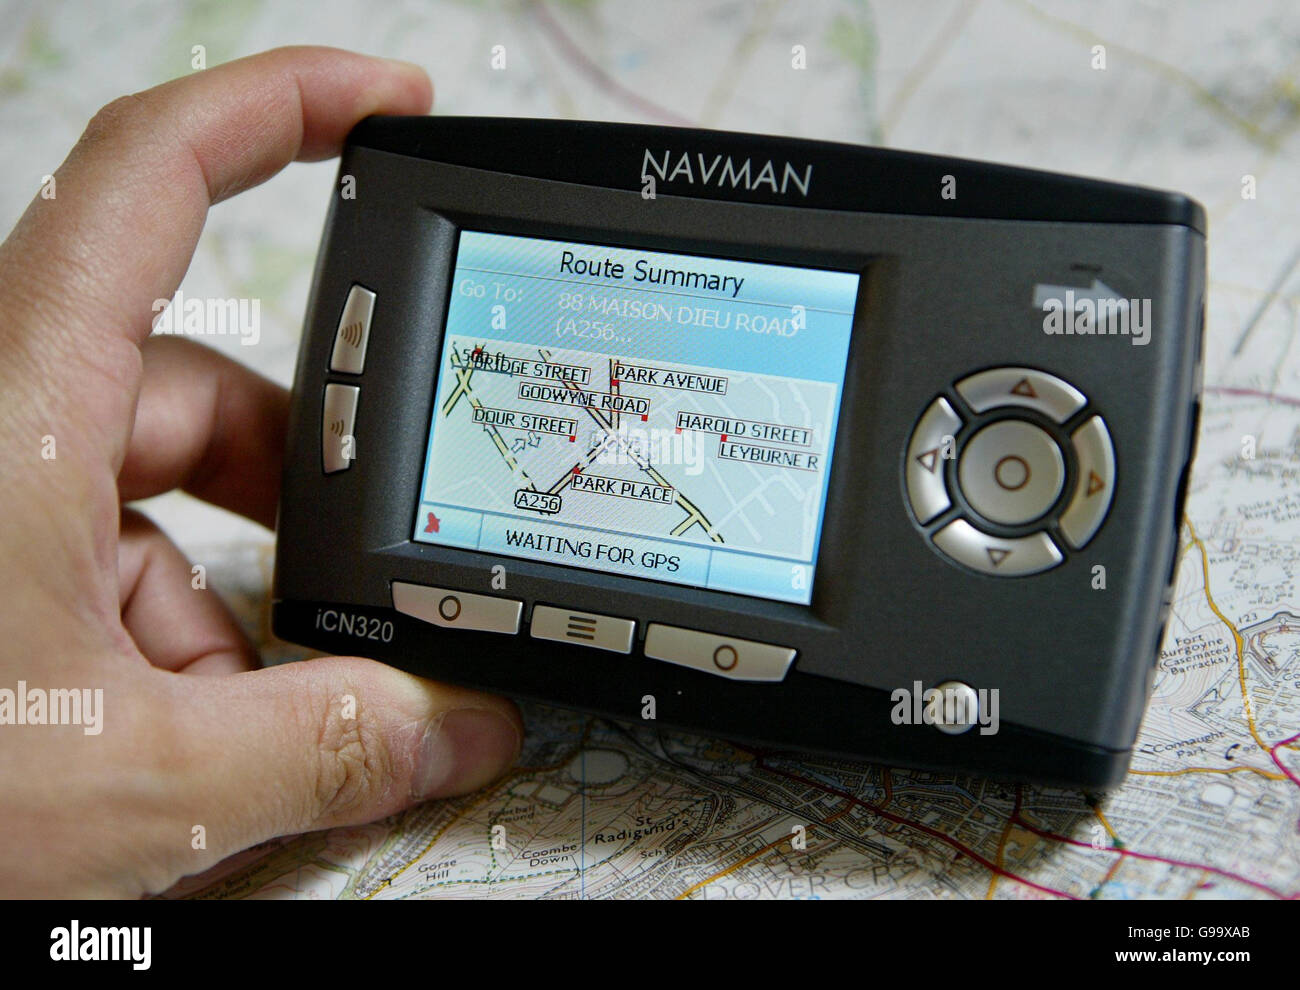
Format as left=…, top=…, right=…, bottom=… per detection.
left=173, top=657, right=522, bottom=858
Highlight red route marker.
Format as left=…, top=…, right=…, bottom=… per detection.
left=721, top=433, right=728, bottom=442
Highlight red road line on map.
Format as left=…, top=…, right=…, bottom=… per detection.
left=758, top=760, right=1077, bottom=899
left=742, top=746, right=1298, bottom=900
left=1009, top=815, right=1294, bottom=899
left=1203, top=385, right=1300, bottom=408
left=1269, top=731, right=1300, bottom=787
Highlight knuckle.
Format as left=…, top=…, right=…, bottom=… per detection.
left=304, top=682, right=394, bottom=824
left=81, top=92, right=150, bottom=147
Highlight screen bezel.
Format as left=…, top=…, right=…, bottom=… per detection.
left=351, top=197, right=888, bottom=656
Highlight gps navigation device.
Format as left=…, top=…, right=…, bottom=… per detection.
left=273, top=117, right=1205, bottom=788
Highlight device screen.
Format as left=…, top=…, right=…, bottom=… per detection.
left=413, top=230, right=858, bottom=605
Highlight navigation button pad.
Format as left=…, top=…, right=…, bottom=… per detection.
left=904, top=366, right=1116, bottom=577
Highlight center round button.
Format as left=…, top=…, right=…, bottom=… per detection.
left=957, top=419, right=1065, bottom=526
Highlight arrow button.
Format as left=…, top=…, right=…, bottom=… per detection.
left=955, top=366, right=1086, bottom=423
left=905, top=396, right=962, bottom=523
left=932, top=519, right=1062, bottom=577
left=1010, top=378, right=1038, bottom=399
left=1060, top=416, right=1117, bottom=549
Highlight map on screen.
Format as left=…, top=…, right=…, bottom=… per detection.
left=413, top=231, right=859, bottom=604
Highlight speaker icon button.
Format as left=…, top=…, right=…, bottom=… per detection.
left=321, top=383, right=359, bottom=474
left=329, top=284, right=376, bottom=374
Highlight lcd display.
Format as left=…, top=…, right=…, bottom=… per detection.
left=413, top=231, right=858, bottom=604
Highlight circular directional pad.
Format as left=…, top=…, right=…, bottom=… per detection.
left=904, top=367, right=1116, bottom=577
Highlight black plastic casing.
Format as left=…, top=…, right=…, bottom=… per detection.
left=273, top=117, right=1205, bottom=789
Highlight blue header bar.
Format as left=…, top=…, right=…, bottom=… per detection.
left=449, top=231, right=860, bottom=383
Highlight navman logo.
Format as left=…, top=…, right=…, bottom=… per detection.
left=641, top=149, right=813, bottom=197
left=50, top=921, right=151, bottom=970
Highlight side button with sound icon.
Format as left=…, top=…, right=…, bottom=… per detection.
left=322, top=383, right=359, bottom=474
left=329, top=284, right=376, bottom=374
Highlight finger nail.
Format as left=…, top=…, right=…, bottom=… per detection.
left=412, top=708, right=520, bottom=800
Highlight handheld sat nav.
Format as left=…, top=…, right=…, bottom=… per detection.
left=273, top=117, right=1204, bottom=788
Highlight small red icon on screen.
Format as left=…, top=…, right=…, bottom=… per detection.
left=424, top=513, right=440, bottom=534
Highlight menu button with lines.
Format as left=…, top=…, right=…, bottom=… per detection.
left=530, top=605, right=635, bottom=654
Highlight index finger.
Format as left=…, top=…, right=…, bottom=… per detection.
left=0, top=46, right=431, bottom=475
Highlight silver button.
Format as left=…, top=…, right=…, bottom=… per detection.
left=531, top=605, right=634, bottom=654
left=392, top=581, right=522, bottom=634
left=644, top=624, right=795, bottom=682
left=330, top=284, right=376, bottom=374
left=1059, top=415, right=1116, bottom=549
left=932, top=518, right=1062, bottom=576
left=926, top=681, right=980, bottom=735
left=905, top=396, right=961, bottom=523
left=322, top=383, right=359, bottom=473
left=955, top=367, right=1086, bottom=423
left=957, top=419, right=1065, bottom=526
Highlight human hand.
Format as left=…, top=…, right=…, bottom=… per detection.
left=0, top=46, right=523, bottom=898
